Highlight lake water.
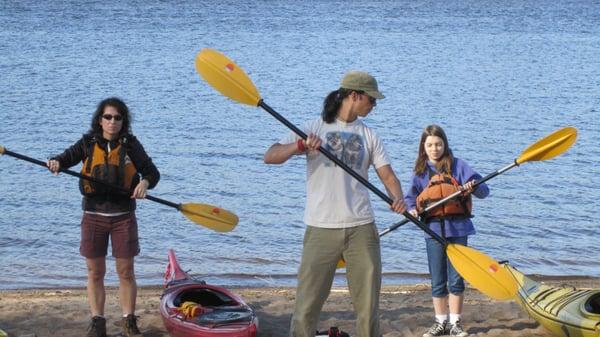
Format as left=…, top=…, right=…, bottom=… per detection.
left=0, top=0, right=599, bottom=289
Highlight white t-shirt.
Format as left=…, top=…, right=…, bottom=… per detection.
left=279, top=118, right=391, bottom=228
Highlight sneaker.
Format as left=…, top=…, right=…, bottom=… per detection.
left=423, top=320, right=448, bottom=337
left=85, top=316, right=107, bottom=337
left=121, top=314, right=142, bottom=337
left=449, top=320, right=468, bottom=337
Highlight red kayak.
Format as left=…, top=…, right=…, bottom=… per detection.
left=160, top=249, right=258, bottom=337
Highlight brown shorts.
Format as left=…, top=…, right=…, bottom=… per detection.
left=80, top=212, right=140, bottom=258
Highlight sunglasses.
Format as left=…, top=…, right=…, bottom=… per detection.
left=357, top=92, right=376, bottom=105
left=102, top=114, right=123, bottom=121
left=363, top=94, right=376, bottom=104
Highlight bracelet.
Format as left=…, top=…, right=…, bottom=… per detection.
left=297, top=139, right=306, bottom=152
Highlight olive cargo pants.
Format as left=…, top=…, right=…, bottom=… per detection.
left=290, top=223, right=382, bottom=337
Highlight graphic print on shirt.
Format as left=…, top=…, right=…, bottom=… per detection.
left=325, top=132, right=365, bottom=169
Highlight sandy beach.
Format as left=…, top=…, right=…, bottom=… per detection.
left=2, top=276, right=599, bottom=337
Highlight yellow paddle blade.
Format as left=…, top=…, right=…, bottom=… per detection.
left=447, top=244, right=517, bottom=300
left=0, top=145, right=5, bottom=154
left=195, top=48, right=261, bottom=106
left=516, top=126, right=577, bottom=164
left=180, top=203, right=239, bottom=232
left=336, top=258, right=346, bottom=269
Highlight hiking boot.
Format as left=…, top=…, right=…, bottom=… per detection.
left=449, top=320, right=468, bottom=337
left=85, top=316, right=107, bottom=337
left=121, top=314, right=142, bottom=337
left=423, top=320, right=448, bottom=337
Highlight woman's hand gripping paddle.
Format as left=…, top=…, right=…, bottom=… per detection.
left=194, top=48, right=517, bottom=300
left=0, top=146, right=238, bottom=232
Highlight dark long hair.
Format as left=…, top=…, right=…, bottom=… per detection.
left=414, top=124, right=453, bottom=175
left=88, top=97, right=132, bottom=138
left=321, top=88, right=354, bottom=123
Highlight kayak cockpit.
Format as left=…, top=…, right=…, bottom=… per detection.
left=584, top=292, right=600, bottom=315
left=173, top=287, right=255, bottom=326
left=174, top=288, right=239, bottom=308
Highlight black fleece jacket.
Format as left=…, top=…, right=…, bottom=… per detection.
left=52, top=134, right=160, bottom=213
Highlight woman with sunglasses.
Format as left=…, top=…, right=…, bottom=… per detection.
left=264, top=71, right=407, bottom=337
left=47, top=97, right=160, bottom=337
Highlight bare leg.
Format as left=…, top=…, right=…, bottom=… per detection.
left=432, top=296, right=449, bottom=316
left=86, top=257, right=107, bottom=317
left=449, top=293, right=464, bottom=314
left=116, top=257, right=136, bottom=315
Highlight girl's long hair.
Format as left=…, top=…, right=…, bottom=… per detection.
left=321, top=88, right=354, bottom=123
left=414, top=124, right=453, bottom=175
left=87, top=97, right=132, bottom=138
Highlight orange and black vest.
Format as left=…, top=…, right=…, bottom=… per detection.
left=416, top=168, right=472, bottom=223
left=79, top=138, right=138, bottom=196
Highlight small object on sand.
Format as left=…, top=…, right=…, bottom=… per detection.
left=316, top=327, right=350, bottom=337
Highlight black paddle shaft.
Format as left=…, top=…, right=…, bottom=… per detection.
left=258, top=100, right=448, bottom=246
left=379, top=161, right=519, bottom=237
left=3, top=149, right=180, bottom=210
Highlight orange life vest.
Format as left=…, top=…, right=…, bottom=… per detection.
left=416, top=171, right=472, bottom=222
left=79, top=139, right=138, bottom=196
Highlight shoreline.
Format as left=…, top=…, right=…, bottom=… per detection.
left=2, top=276, right=599, bottom=337
left=2, top=271, right=598, bottom=292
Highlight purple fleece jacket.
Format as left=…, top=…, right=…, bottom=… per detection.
left=404, top=157, right=489, bottom=238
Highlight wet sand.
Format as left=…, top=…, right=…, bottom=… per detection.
left=1, top=276, right=599, bottom=337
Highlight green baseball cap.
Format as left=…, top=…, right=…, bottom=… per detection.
left=340, top=71, right=385, bottom=99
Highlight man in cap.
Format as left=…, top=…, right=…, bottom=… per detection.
left=264, top=71, right=407, bottom=337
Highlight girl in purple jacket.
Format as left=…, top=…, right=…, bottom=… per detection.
left=404, top=125, right=489, bottom=337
